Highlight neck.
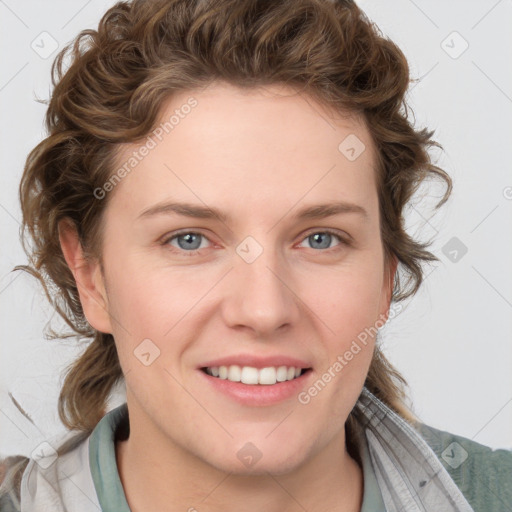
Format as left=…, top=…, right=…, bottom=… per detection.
left=116, top=406, right=363, bottom=512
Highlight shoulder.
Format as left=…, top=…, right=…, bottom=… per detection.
left=0, top=455, right=29, bottom=512
left=0, top=406, right=125, bottom=511
left=415, top=421, right=512, bottom=512
left=0, top=430, right=92, bottom=512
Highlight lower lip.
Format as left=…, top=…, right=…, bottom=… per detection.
left=198, top=368, right=313, bottom=406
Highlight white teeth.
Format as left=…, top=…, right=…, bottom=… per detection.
left=259, top=367, right=277, bottom=384
left=205, top=365, right=306, bottom=385
left=276, top=366, right=288, bottom=382
left=241, top=366, right=259, bottom=385
left=228, top=365, right=241, bottom=382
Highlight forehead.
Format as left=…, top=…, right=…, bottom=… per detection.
left=158, top=81, right=371, bottom=153
left=108, top=82, right=378, bottom=221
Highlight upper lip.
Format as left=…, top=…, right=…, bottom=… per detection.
left=199, top=354, right=312, bottom=370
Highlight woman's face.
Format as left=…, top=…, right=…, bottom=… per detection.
left=84, top=82, right=395, bottom=474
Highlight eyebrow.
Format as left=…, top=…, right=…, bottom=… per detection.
left=137, top=200, right=368, bottom=223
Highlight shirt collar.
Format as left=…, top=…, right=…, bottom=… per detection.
left=89, top=402, right=131, bottom=512
left=353, top=387, right=474, bottom=512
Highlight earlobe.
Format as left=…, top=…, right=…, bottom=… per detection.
left=58, top=218, right=113, bottom=334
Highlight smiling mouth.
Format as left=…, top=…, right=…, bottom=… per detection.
left=200, top=366, right=312, bottom=385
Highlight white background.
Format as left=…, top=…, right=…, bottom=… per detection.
left=0, top=0, right=511, bottom=456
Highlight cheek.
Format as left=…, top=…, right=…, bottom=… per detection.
left=307, top=267, right=383, bottom=392
left=307, top=265, right=385, bottom=336
left=101, top=261, right=174, bottom=354
left=104, top=260, right=215, bottom=360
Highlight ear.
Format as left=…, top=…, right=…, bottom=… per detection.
left=58, top=218, right=113, bottom=334
left=379, top=253, right=398, bottom=322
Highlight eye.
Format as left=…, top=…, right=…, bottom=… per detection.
left=161, top=229, right=350, bottom=256
left=297, top=230, right=349, bottom=251
left=162, top=231, right=212, bottom=255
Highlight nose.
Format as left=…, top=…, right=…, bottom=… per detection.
left=221, top=243, right=301, bottom=337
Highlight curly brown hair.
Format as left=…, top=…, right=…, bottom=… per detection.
left=15, top=0, right=451, bottom=436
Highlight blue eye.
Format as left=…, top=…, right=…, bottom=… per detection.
left=161, top=229, right=349, bottom=256
left=164, top=232, right=209, bottom=255
left=298, top=230, right=348, bottom=251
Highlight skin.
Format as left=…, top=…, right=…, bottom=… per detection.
left=59, top=82, right=397, bottom=512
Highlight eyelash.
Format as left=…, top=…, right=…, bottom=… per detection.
left=160, top=229, right=351, bottom=256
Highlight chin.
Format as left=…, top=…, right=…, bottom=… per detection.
left=202, top=441, right=310, bottom=477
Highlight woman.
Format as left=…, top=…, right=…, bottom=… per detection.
left=1, top=0, right=510, bottom=510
